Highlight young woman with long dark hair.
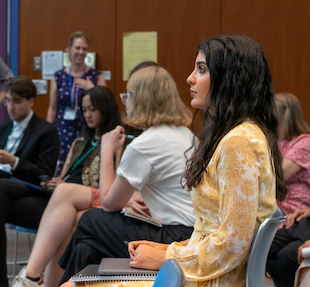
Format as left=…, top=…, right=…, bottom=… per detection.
left=127, top=35, right=286, bottom=287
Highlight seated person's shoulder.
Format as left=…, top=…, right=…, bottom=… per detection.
left=219, top=123, right=268, bottom=157
left=30, top=114, right=59, bottom=142
left=32, top=114, right=57, bottom=130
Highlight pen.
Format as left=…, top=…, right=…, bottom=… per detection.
left=124, top=240, right=129, bottom=246
left=53, top=160, right=60, bottom=178
left=119, top=134, right=134, bottom=139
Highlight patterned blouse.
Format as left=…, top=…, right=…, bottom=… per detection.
left=277, top=134, right=310, bottom=216
left=60, top=137, right=100, bottom=188
left=166, top=122, right=276, bottom=287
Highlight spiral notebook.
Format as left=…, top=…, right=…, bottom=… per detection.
left=71, top=258, right=158, bottom=282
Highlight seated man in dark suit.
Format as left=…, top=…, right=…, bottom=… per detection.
left=0, top=76, right=59, bottom=183
left=0, top=76, right=59, bottom=287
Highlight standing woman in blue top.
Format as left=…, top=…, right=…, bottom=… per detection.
left=47, top=31, right=106, bottom=175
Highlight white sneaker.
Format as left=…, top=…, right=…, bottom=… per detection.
left=12, top=267, right=45, bottom=287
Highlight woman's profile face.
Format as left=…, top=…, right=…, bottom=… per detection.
left=81, top=94, right=102, bottom=130
left=187, top=51, right=211, bottom=110
left=69, top=37, right=88, bottom=65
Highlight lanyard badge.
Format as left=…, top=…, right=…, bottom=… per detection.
left=65, top=67, right=86, bottom=121
left=63, top=108, right=77, bottom=120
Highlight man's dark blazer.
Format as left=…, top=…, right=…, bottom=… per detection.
left=0, top=113, right=59, bottom=185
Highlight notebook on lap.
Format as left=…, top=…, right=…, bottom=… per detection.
left=71, top=258, right=158, bottom=283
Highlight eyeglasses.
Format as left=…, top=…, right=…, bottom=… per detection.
left=119, top=91, right=132, bottom=105
left=2, top=97, right=27, bottom=107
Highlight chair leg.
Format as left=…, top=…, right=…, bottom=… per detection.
left=27, top=234, right=32, bottom=252
left=9, top=227, right=36, bottom=278
left=13, top=228, right=19, bottom=277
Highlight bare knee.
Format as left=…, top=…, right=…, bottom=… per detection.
left=50, top=183, right=76, bottom=204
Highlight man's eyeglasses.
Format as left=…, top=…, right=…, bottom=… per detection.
left=119, top=91, right=132, bottom=105
left=2, top=98, right=27, bottom=107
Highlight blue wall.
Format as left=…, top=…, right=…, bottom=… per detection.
left=10, top=0, right=19, bottom=76
left=0, top=0, right=19, bottom=124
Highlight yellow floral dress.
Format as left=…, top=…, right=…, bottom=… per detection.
left=166, top=121, right=277, bottom=286
left=81, top=122, right=276, bottom=287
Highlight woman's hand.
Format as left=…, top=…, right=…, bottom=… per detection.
left=99, top=125, right=136, bottom=209
left=128, top=241, right=168, bottom=270
left=41, top=177, right=65, bottom=191
left=129, top=241, right=169, bottom=253
left=286, top=208, right=310, bottom=229
left=126, top=191, right=151, bottom=216
left=298, top=240, right=310, bottom=264
left=101, top=125, right=126, bottom=154
left=75, top=76, right=95, bottom=90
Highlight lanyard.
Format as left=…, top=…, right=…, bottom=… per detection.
left=71, top=140, right=98, bottom=172
left=69, top=66, right=86, bottom=109
left=4, top=126, right=24, bottom=154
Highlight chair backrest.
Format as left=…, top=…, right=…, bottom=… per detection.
left=16, top=226, right=37, bottom=234
left=153, top=258, right=186, bottom=287
left=245, top=209, right=286, bottom=287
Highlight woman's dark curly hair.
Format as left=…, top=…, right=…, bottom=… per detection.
left=184, top=35, right=286, bottom=201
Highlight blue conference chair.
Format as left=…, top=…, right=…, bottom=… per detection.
left=245, top=209, right=286, bottom=287
left=153, top=258, right=186, bottom=287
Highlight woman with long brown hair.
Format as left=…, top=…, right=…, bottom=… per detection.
left=275, top=92, right=310, bottom=216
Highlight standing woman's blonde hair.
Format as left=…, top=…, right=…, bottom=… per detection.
left=68, top=31, right=89, bottom=48
left=275, top=93, right=310, bottom=141
left=124, top=66, right=192, bottom=129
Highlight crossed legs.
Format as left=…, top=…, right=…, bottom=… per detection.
left=24, top=183, right=93, bottom=287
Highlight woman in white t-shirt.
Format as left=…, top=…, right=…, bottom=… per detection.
left=57, top=66, right=196, bottom=283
